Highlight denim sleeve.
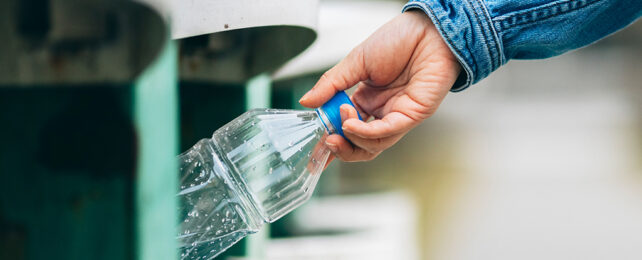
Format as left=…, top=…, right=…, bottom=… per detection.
left=403, top=0, right=642, bottom=92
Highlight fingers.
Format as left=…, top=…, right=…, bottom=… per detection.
left=325, top=134, right=380, bottom=162
left=341, top=104, right=403, bottom=156
left=324, top=105, right=380, bottom=162
left=343, top=111, right=416, bottom=139
left=323, top=154, right=335, bottom=170
left=349, top=93, right=371, bottom=121
left=343, top=132, right=403, bottom=155
left=299, top=46, right=367, bottom=108
left=323, top=105, right=404, bottom=162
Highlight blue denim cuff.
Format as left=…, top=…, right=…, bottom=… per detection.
left=403, top=0, right=504, bottom=92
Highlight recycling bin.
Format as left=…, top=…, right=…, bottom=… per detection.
left=0, top=1, right=177, bottom=259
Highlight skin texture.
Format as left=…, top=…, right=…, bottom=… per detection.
left=299, top=10, right=462, bottom=162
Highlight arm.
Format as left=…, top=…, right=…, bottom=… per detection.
left=300, top=0, right=641, bottom=162
left=405, top=0, right=642, bottom=91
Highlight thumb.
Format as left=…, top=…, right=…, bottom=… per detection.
left=299, top=46, right=367, bottom=108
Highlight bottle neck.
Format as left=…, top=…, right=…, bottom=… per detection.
left=315, top=107, right=337, bottom=135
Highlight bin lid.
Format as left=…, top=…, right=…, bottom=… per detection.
left=161, top=0, right=319, bottom=83
left=165, top=0, right=317, bottom=39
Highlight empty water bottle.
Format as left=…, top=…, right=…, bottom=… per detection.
left=177, top=91, right=360, bottom=259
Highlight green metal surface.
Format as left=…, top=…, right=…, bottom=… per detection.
left=134, top=40, right=179, bottom=260
left=245, top=74, right=272, bottom=111
left=242, top=73, right=272, bottom=259
left=0, top=3, right=177, bottom=259
left=0, top=42, right=179, bottom=260
left=179, top=81, right=246, bottom=151
left=0, top=85, right=136, bottom=260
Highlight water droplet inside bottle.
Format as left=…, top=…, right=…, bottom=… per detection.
left=177, top=109, right=332, bottom=257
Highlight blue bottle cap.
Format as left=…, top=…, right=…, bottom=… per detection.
left=317, top=91, right=362, bottom=141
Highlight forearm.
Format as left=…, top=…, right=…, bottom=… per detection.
left=404, top=0, right=642, bottom=91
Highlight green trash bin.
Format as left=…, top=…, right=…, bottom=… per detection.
left=0, top=1, right=177, bottom=259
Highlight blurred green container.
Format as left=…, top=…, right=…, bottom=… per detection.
left=0, top=1, right=177, bottom=259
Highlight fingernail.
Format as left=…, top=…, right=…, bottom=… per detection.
left=298, top=95, right=308, bottom=104
left=341, top=120, right=349, bottom=131
left=326, top=142, right=337, bottom=152
left=340, top=107, right=348, bottom=121
left=299, top=89, right=313, bottom=103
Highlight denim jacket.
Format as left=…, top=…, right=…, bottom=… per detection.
left=403, top=0, right=642, bottom=91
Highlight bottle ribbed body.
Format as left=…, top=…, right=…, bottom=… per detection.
left=212, top=109, right=330, bottom=222
left=177, top=109, right=332, bottom=259
left=177, top=139, right=262, bottom=260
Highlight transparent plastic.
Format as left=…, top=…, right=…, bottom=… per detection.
left=177, top=109, right=333, bottom=259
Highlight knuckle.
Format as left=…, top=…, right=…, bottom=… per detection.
left=380, top=138, right=395, bottom=150
left=360, top=145, right=377, bottom=153
left=365, top=152, right=379, bottom=161
left=320, top=71, right=331, bottom=82
left=363, top=138, right=387, bottom=154
left=319, top=72, right=336, bottom=89
left=345, top=155, right=362, bottom=162
left=323, top=67, right=350, bottom=92
left=358, top=142, right=379, bottom=154
left=334, top=153, right=350, bottom=162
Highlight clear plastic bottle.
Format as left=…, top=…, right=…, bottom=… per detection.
left=177, top=91, right=359, bottom=259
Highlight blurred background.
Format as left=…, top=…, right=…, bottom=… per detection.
left=1, top=0, right=640, bottom=259
left=274, top=1, right=642, bottom=260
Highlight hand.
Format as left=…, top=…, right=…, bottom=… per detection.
left=299, top=10, right=461, bottom=162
